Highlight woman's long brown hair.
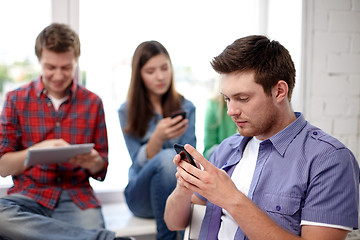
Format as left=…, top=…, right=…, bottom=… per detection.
left=124, top=41, right=184, bottom=138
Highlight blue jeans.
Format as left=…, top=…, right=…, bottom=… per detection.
left=125, top=149, right=177, bottom=240
left=0, top=191, right=115, bottom=240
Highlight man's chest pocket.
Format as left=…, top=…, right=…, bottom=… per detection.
left=257, top=193, right=303, bottom=235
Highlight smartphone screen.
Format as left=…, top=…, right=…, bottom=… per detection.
left=173, top=143, right=197, bottom=168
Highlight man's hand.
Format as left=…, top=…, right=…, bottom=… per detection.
left=69, top=148, right=105, bottom=175
left=176, top=144, right=238, bottom=209
left=173, top=153, right=196, bottom=197
left=0, top=139, right=71, bottom=177
left=164, top=150, right=198, bottom=231
left=31, top=138, right=70, bottom=148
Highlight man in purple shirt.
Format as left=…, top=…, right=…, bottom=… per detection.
left=164, top=35, right=359, bottom=240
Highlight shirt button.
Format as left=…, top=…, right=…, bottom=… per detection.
left=56, top=122, right=60, bottom=127
left=47, top=102, right=52, bottom=107
left=276, top=205, right=281, bottom=211
left=313, top=131, right=318, bottom=135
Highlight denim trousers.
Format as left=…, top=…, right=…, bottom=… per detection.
left=0, top=191, right=115, bottom=240
left=125, top=149, right=178, bottom=240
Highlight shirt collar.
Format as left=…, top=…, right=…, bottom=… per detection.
left=35, top=76, right=77, bottom=99
left=223, top=112, right=306, bottom=172
left=267, top=112, right=307, bottom=157
left=229, top=134, right=252, bottom=150
left=222, top=135, right=252, bottom=170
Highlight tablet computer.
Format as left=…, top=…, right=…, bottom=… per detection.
left=24, top=143, right=94, bottom=167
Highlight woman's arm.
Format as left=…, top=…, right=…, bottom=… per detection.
left=118, top=104, right=148, bottom=170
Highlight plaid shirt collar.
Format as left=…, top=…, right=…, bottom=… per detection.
left=35, top=76, right=78, bottom=100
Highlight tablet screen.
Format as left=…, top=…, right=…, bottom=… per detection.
left=24, top=143, right=95, bottom=167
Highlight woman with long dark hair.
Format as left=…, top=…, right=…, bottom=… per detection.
left=118, top=40, right=196, bottom=240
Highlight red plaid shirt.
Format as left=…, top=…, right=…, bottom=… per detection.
left=0, top=78, right=108, bottom=210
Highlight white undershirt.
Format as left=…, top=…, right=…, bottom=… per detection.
left=48, top=94, right=68, bottom=111
left=218, top=137, right=261, bottom=240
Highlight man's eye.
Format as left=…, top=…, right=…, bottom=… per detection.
left=236, top=96, right=248, bottom=102
left=62, top=66, right=72, bottom=71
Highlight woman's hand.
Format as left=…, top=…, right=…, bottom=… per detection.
left=154, top=115, right=189, bottom=142
left=146, top=115, right=188, bottom=159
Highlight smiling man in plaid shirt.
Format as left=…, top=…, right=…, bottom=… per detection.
left=0, top=23, right=131, bottom=240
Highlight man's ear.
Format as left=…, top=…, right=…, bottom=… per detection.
left=272, top=80, right=288, bottom=103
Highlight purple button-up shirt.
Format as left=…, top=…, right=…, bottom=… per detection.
left=198, top=112, right=359, bottom=239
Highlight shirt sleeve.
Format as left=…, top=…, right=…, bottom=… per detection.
left=0, top=91, right=22, bottom=157
left=301, top=220, right=353, bottom=231
left=301, top=146, right=359, bottom=229
left=89, top=97, right=108, bottom=181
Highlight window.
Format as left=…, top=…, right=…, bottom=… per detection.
left=0, top=0, right=302, bottom=193
left=79, top=0, right=260, bottom=191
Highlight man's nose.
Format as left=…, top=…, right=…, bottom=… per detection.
left=227, top=101, right=240, bottom=117
left=53, top=69, right=64, bottom=79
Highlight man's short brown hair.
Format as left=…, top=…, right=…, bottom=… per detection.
left=211, top=35, right=296, bottom=100
left=35, top=23, right=80, bottom=60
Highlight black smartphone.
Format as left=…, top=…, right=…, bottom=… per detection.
left=170, top=111, right=187, bottom=119
left=173, top=143, right=197, bottom=168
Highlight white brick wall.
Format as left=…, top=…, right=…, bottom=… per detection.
left=303, top=0, right=360, bottom=160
